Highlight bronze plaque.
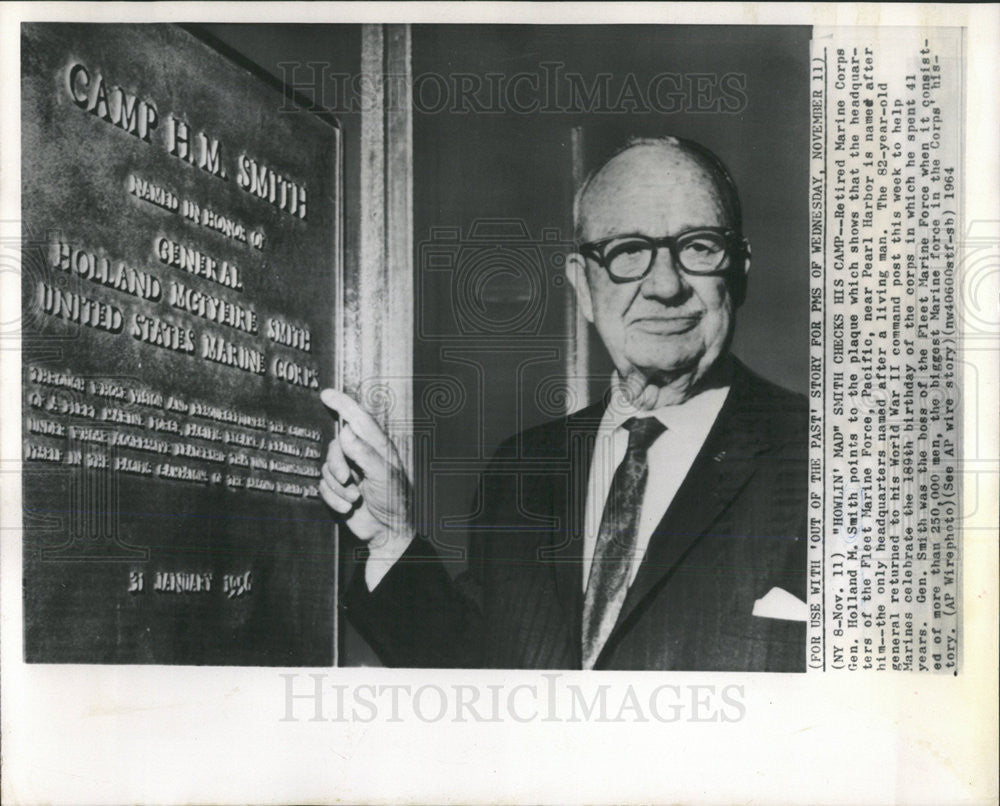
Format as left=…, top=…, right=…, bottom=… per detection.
left=21, top=23, right=340, bottom=664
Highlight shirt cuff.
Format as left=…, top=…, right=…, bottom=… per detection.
left=364, top=532, right=416, bottom=592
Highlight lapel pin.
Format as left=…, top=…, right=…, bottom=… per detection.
left=713, top=450, right=727, bottom=462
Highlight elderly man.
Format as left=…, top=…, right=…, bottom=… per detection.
left=320, top=136, right=808, bottom=671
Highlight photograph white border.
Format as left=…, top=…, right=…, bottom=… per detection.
left=1, top=4, right=997, bottom=804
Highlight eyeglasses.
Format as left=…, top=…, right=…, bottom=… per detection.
left=578, top=228, right=744, bottom=284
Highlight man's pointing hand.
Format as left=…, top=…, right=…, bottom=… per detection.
left=319, top=389, right=415, bottom=568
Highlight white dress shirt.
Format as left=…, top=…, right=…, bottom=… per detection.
left=581, top=376, right=731, bottom=590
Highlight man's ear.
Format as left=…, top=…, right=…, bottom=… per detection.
left=565, top=252, right=595, bottom=323
left=731, top=240, right=751, bottom=308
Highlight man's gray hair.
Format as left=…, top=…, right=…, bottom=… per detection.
left=572, top=135, right=743, bottom=241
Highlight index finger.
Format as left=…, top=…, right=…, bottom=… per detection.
left=320, top=388, right=391, bottom=454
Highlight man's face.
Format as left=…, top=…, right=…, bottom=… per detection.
left=569, top=146, right=748, bottom=392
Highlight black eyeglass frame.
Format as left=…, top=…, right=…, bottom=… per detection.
left=577, top=227, right=748, bottom=284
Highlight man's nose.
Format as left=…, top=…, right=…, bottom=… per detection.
left=640, top=246, right=686, bottom=300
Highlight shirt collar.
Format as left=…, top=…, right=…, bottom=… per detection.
left=601, top=369, right=732, bottom=434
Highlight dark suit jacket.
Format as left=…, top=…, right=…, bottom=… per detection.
left=344, top=360, right=808, bottom=671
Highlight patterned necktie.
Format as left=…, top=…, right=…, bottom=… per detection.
left=581, top=415, right=667, bottom=669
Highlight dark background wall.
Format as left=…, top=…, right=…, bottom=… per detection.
left=194, top=24, right=811, bottom=666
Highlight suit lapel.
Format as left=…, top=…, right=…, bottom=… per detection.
left=605, top=364, right=771, bottom=648
left=539, top=399, right=605, bottom=666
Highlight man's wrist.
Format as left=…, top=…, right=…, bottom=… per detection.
left=364, top=528, right=416, bottom=592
